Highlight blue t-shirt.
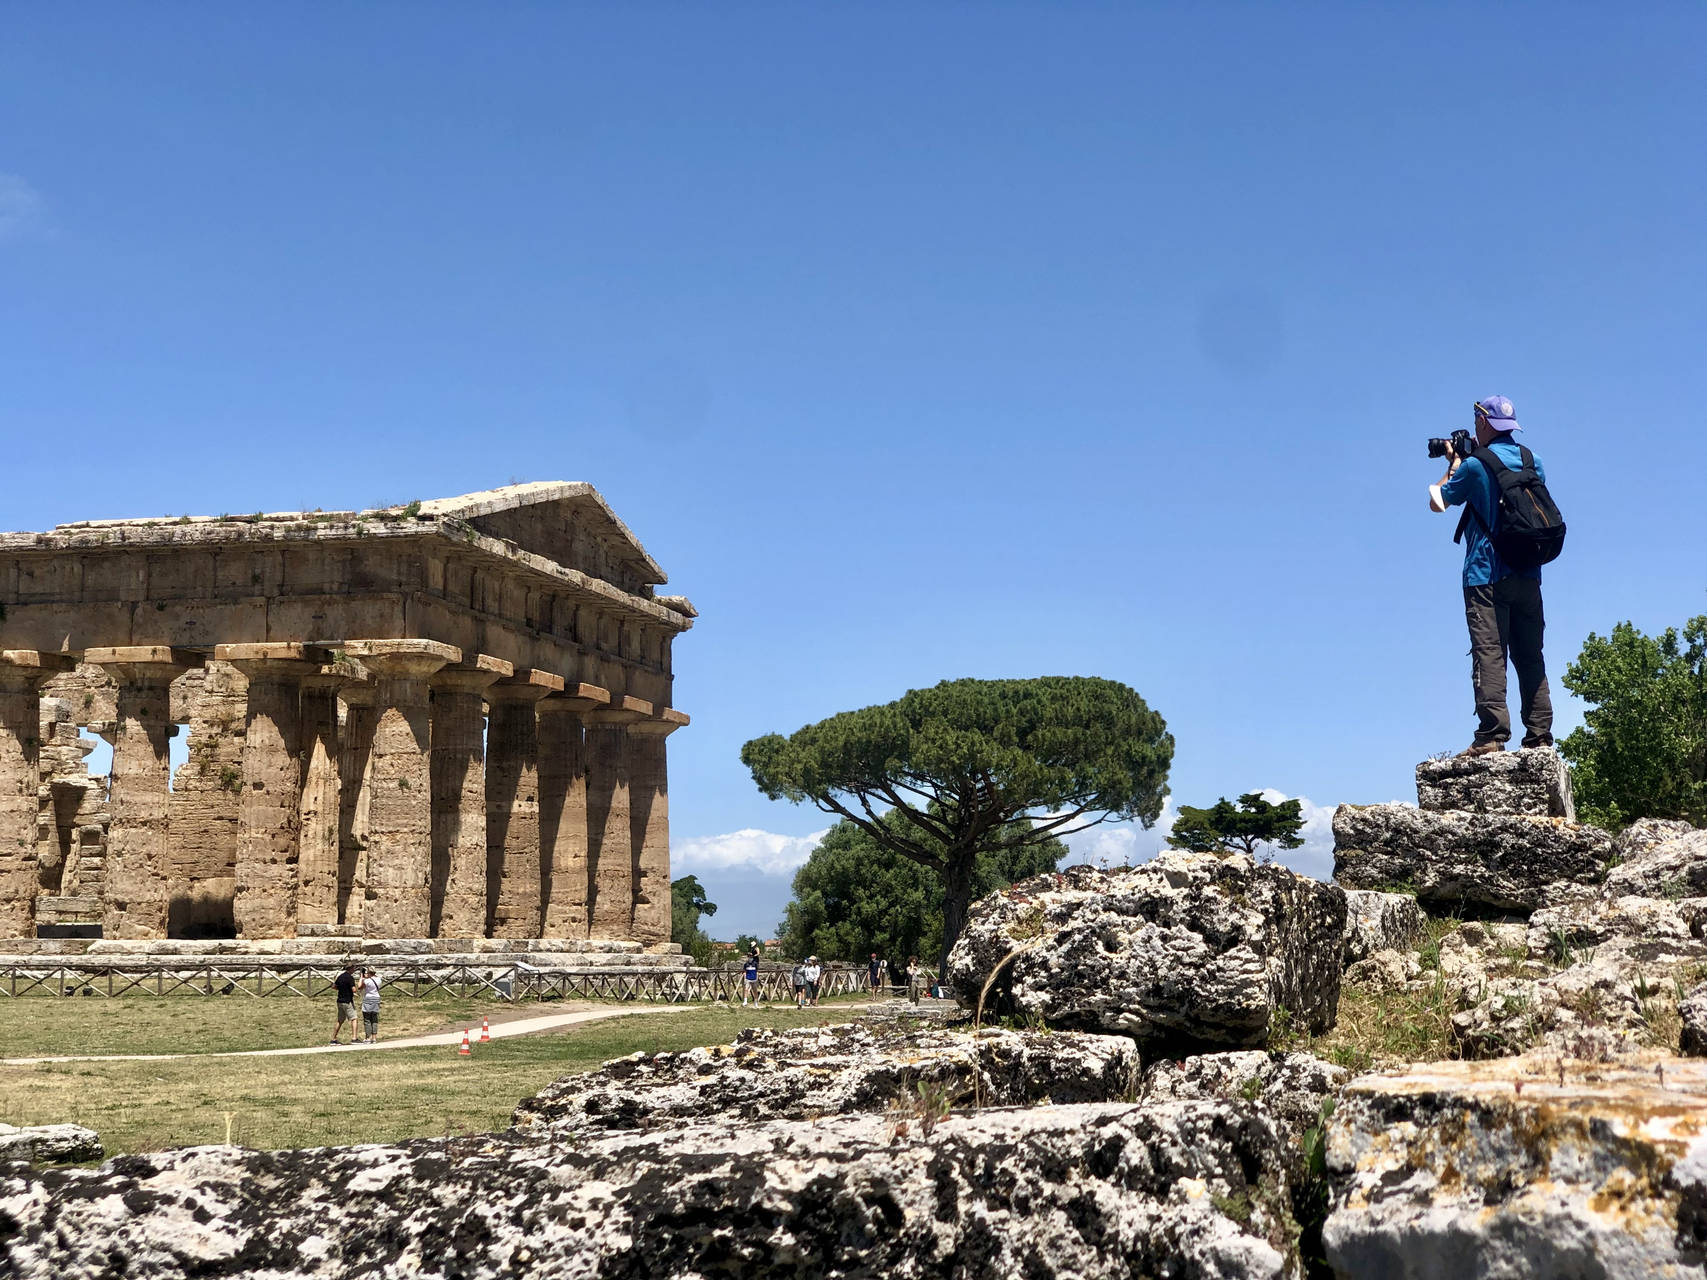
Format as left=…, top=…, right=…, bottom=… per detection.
left=1439, top=439, right=1545, bottom=587
left=744, top=960, right=758, bottom=981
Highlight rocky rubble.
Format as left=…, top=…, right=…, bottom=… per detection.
left=1341, top=889, right=1427, bottom=964
left=514, top=1021, right=1140, bottom=1134
left=0, top=1101, right=1307, bottom=1280
left=1332, top=804, right=1614, bottom=913
left=1604, top=819, right=1707, bottom=899
left=0, top=1123, right=102, bottom=1164
left=1324, top=1053, right=1707, bottom=1278
left=1414, top=745, right=1575, bottom=819
left=945, top=852, right=1347, bottom=1050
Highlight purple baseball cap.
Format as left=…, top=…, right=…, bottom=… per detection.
left=1476, top=395, right=1521, bottom=432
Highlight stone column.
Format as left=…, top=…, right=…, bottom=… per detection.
left=297, top=663, right=362, bottom=929
left=86, top=647, right=201, bottom=940
left=430, top=655, right=511, bottom=939
left=0, top=652, right=74, bottom=937
left=584, top=695, right=653, bottom=940
left=343, top=640, right=459, bottom=939
left=337, top=685, right=379, bottom=930
left=486, top=669, right=563, bottom=938
left=537, top=682, right=610, bottom=939
left=627, top=708, right=688, bottom=947
left=219, top=645, right=328, bottom=939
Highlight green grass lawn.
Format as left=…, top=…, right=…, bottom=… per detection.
left=0, top=1004, right=854, bottom=1155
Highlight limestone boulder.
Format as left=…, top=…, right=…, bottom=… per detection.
left=1324, top=1054, right=1707, bottom=1278
left=0, top=1102, right=1305, bottom=1280
left=1414, top=746, right=1575, bottom=819
left=1682, top=984, right=1707, bottom=1057
left=945, top=854, right=1347, bottom=1050
left=1332, top=804, right=1614, bottom=914
left=1341, top=889, right=1427, bottom=965
left=513, top=1021, right=1140, bottom=1134
left=0, top=1123, right=102, bottom=1164
left=1603, top=822, right=1707, bottom=900
left=1343, top=948, right=1422, bottom=994
left=1141, top=1050, right=1347, bottom=1144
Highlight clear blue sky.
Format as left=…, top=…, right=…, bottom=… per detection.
left=5, top=5, right=1704, bottom=939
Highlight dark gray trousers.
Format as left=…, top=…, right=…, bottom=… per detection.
left=1464, top=578, right=1553, bottom=747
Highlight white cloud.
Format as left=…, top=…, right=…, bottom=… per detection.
left=0, top=174, right=44, bottom=240
left=673, top=827, right=829, bottom=877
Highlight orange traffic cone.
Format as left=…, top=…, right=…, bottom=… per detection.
left=458, top=1030, right=472, bottom=1057
left=480, top=1017, right=491, bottom=1043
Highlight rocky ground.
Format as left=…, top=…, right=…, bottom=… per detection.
left=4, top=747, right=1706, bottom=1278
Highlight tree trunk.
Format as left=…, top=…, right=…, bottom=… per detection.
left=938, top=852, right=977, bottom=979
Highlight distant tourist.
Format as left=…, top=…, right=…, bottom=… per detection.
left=331, top=964, right=358, bottom=1045
left=906, top=956, right=923, bottom=1005
left=803, top=955, right=822, bottom=1007
left=359, top=968, right=381, bottom=1044
left=867, top=953, right=884, bottom=995
left=742, top=951, right=761, bottom=1006
left=791, top=959, right=807, bottom=1008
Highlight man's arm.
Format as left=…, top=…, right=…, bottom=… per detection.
left=1428, top=452, right=1460, bottom=512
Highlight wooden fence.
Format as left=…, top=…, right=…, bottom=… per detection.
left=0, top=962, right=886, bottom=1003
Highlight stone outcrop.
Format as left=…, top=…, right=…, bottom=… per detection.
left=1324, top=1054, right=1707, bottom=1278
left=1, top=1102, right=1306, bottom=1280
left=1603, top=820, right=1707, bottom=900
left=1414, top=746, right=1575, bottom=819
left=945, top=854, right=1346, bottom=1050
left=0, top=1123, right=102, bottom=1164
left=514, top=1022, right=1140, bottom=1134
left=1341, top=889, right=1427, bottom=964
left=1141, top=1050, right=1347, bottom=1145
left=1681, top=983, right=1707, bottom=1057
left=1332, top=805, right=1614, bottom=914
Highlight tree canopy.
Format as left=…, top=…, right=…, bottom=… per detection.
left=742, top=676, right=1173, bottom=969
left=1168, top=792, right=1306, bottom=863
left=1561, top=615, right=1707, bottom=829
left=670, top=874, right=718, bottom=967
left=778, top=812, right=1067, bottom=965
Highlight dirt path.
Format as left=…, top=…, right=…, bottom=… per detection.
left=0, top=1003, right=694, bottom=1066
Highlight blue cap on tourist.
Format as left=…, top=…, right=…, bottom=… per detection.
left=1476, top=395, right=1521, bottom=432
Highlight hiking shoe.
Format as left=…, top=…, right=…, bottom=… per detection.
left=1460, top=742, right=1503, bottom=757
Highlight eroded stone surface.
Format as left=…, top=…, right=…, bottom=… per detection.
left=946, top=854, right=1346, bottom=1049
left=1141, top=1050, right=1347, bottom=1145
left=1604, top=822, right=1707, bottom=901
left=513, top=1021, right=1140, bottom=1134
left=1332, top=804, right=1614, bottom=914
left=1682, top=984, right=1707, bottom=1057
left=1342, top=889, right=1427, bottom=965
left=0, top=1123, right=102, bottom=1164
left=1414, top=747, right=1575, bottom=819
left=1324, top=1054, right=1707, bottom=1279
left=0, top=1102, right=1302, bottom=1280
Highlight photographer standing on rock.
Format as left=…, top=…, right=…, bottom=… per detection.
left=1427, top=394, right=1565, bottom=756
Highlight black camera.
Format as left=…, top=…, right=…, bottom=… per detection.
left=1427, top=428, right=1473, bottom=460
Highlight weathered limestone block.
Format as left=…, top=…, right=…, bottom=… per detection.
left=0, top=1123, right=102, bottom=1164
left=296, top=671, right=352, bottom=928
left=513, top=1022, right=1141, bottom=1134
left=1140, top=1050, right=1348, bottom=1145
left=1341, top=889, right=1428, bottom=965
left=946, top=854, right=1347, bottom=1049
left=88, top=649, right=200, bottom=940
left=164, top=662, right=246, bottom=929
left=1414, top=746, right=1575, bottom=819
left=1682, top=984, right=1707, bottom=1057
left=1527, top=895, right=1699, bottom=959
left=1343, top=947, right=1422, bottom=993
left=336, top=688, right=379, bottom=931
left=1332, top=804, right=1615, bottom=914
left=1324, top=1054, right=1707, bottom=1278
left=1603, top=821, right=1707, bottom=900
left=486, top=670, right=560, bottom=938
left=0, top=1102, right=1302, bottom=1280
left=345, top=642, right=457, bottom=939
left=430, top=658, right=509, bottom=939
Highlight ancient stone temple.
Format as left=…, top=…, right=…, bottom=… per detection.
left=0, top=484, right=694, bottom=947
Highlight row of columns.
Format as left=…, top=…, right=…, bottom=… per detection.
left=0, top=643, right=682, bottom=944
